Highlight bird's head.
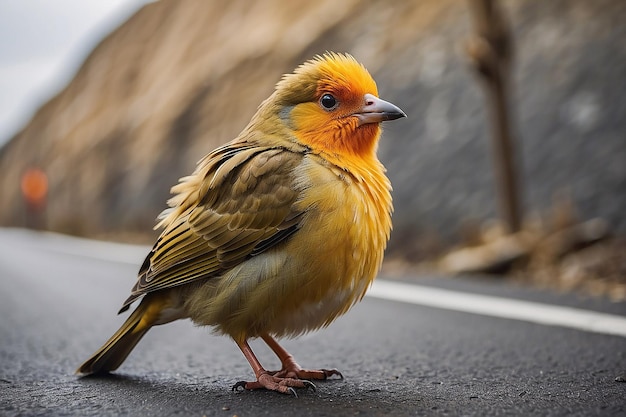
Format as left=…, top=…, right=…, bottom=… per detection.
left=263, top=52, right=406, bottom=160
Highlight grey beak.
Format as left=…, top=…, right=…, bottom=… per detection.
left=355, top=93, right=406, bottom=126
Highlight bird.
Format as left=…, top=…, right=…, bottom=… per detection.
left=77, top=52, right=406, bottom=395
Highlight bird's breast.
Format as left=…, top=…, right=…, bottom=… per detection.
left=262, top=154, right=392, bottom=336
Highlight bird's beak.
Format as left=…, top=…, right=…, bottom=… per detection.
left=355, top=93, right=407, bottom=126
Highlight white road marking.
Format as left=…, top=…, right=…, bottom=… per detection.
left=34, top=229, right=149, bottom=264
left=369, top=280, right=626, bottom=338
left=14, top=229, right=626, bottom=338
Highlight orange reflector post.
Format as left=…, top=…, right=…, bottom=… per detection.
left=21, top=168, right=48, bottom=206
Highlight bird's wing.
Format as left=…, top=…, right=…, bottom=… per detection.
left=119, top=141, right=304, bottom=313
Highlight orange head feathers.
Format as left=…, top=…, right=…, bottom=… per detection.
left=257, top=52, right=405, bottom=160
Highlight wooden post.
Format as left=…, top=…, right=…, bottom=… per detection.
left=466, top=0, right=522, bottom=233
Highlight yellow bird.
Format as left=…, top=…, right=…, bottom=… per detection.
left=77, top=52, right=406, bottom=395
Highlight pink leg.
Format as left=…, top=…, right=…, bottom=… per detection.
left=232, top=339, right=315, bottom=396
left=262, top=334, right=343, bottom=380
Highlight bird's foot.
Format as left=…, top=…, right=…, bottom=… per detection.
left=232, top=372, right=316, bottom=396
left=259, top=335, right=344, bottom=382
left=270, top=366, right=343, bottom=381
left=270, top=368, right=343, bottom=381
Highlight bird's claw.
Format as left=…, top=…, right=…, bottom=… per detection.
left=321, top=368, right=343, bottom=380
left=231, top=381, right=247, bottom=391
left=302, top=380, right=317, bottom=392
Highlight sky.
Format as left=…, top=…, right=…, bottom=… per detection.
left=0, top=0, right=154, bottom=146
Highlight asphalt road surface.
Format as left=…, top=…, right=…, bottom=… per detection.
left=1, top=228, right=625, bottom=416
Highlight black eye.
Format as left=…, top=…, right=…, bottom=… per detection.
left=320, top=93, right=338, bottom=110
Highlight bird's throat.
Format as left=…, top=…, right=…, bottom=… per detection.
left=296, top=118, right=381, bottom=162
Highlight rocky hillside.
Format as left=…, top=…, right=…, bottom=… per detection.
left=1, top=0, right=624, bottom=259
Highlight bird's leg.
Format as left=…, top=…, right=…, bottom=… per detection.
left=232, top=339, right=315, bottom=395
left=261, top=334, right=343, bottom=380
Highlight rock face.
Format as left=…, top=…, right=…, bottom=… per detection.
left=1, top=0, right=624, bottom=258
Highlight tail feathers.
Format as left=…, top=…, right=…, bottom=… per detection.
left=77, top=301, right=153, bottom=375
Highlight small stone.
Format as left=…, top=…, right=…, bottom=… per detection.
left=615, top=375, right=626, bottom=382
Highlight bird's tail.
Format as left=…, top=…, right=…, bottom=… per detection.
left=76, top=299, right=154, bottom=375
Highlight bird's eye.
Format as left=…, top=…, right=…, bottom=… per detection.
left=319, top=94, right=338, bottom=111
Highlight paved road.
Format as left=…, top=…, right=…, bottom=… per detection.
left=1, top=228, right=624, bottom=416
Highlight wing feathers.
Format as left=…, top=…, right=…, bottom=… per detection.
left=120, top=143, right=305, bottom=312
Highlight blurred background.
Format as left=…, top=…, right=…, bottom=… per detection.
left=0, top=0, right=624, bottom=299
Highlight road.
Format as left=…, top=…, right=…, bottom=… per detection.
left=1, top=228, right=624, bottom=416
